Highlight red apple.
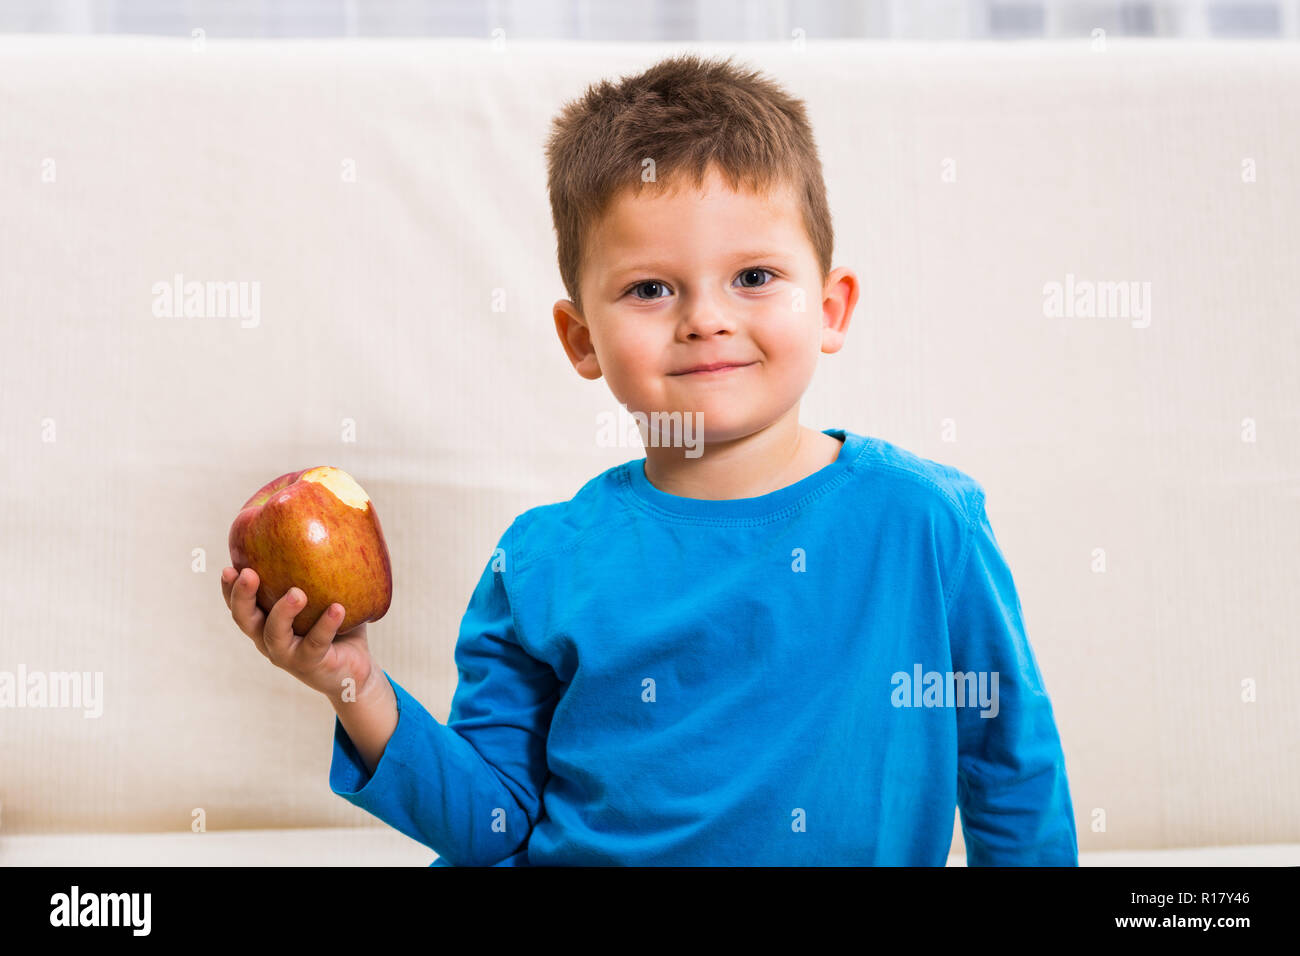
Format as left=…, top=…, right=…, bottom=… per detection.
left=228, top=466, right=392, bottom=636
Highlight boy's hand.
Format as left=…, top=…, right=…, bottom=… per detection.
left=221, top=566, right=378, bottom=702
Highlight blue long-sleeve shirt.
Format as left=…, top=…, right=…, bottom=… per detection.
left=328, top=427, right=1079, bottom=865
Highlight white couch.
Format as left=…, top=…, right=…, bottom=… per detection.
left=1, top=35, right=1296, bottom=866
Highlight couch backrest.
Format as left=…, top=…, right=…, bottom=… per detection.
left=1, top=36, right=1296, bottom=851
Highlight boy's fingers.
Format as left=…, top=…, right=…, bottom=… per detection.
left=220, top=567, right=237, bottom=608
left=263, top=586, right=306, bottom=661
left=229, top=568, right=266, bottom=639
left=296, top=602, right=345, bottom=667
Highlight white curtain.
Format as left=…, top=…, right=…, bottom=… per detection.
left=3, top=0, right=1298, bottom=39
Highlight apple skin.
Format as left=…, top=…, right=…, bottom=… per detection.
left=228, top=467, right=392, bottom=637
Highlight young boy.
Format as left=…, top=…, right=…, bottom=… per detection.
left=221, top=53, right=1078, bottom=866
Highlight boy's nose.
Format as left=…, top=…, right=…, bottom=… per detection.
left=677, top=297, right=737, bottom=339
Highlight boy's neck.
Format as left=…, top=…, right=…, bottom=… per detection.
left=640, top=410, right=841, bottom=501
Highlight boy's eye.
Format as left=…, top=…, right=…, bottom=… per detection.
left=629, top=280, right=670, bottom=300
left=735, top=268, right=774, bottom=289
left=625, top=268, right=776, bottom=300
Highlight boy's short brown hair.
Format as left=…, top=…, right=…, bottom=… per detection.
left=545, top=53, right=834, bottom=315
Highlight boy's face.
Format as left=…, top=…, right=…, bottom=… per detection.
left=553, top=165, right=856, bottom=447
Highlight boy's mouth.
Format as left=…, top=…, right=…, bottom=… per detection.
left=670, top=361, right=757, bottom=376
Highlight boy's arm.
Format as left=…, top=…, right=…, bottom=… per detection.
left=947, top=490, right=1079, bottom=866
left=330, top=669, right=397, bottom=777
left=328, top=523, right=562, bottom=866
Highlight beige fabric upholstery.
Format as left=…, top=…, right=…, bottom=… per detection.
left=1, top=36, right=1296, bottom=862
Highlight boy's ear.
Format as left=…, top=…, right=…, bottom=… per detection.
left=553, top=299, right=603, bottom=380
left=819, top=267, right=858, bottom=355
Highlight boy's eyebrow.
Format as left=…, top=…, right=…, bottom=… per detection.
left=606, top=250, right=795, bottom=280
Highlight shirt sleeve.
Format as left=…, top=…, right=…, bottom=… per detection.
left=328, top=521, right=562, bottom=866
left=947, top=491, right=1079, bottom=866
